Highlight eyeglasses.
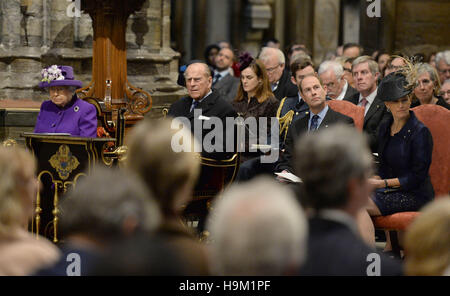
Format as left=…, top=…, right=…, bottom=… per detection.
left=265, top=64, right=281, bottom=73
left=439, top=90, right=450, bottom=97
left=437, top=68, right=450, bottom=75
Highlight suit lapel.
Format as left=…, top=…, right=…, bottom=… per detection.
left=318, top=109, right=337, bottom=130
left=364, top=97, right=383, bottom=124
left=213, top=74, right=229, bottom=90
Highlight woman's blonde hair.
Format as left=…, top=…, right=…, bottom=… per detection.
left=126, top=118, right=200, bottom=217
left=234, top=59, right=274, bottom=104
left=404, top=197, right=450, bottom=276
left=0, top=146, right=36, bottom=236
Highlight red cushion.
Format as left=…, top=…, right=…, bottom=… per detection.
left=327, top=100, right=365, bottom=131
left=372, top=212, right=420, bottom=231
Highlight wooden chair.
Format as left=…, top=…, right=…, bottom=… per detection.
left=327, top=100, right=365, bottom=131
left=372, top=105, right=450, bottom=256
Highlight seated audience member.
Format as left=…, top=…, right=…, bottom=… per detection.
left=126, top=118, right=210, bottom=275
left=259, top=47, right=298, bottom=100
left=276, top=73, right=354, bottom=175
left=375, top=50, right=391, bottom=76
left=342, top=57, right=356, bottom=89
left=233, top=53, right=279, bottom=182
left=212, top=47, right=240, bottom=102
left=204, top=43, right=220, bottom=71
left=289, top=51, right=311, bottom=67
left=411, top=63, right=450, bottom=110
left=296, top=125, right=402, bottom=276
left=286, top=43, right=311, bottom=65
left=168, top=62, right=237, bottom=160
left=207, top=177, right=308, bottom=276
left=345, top=56, right=389, bottom=152
left=277, top=58, right=315, bottom=146
left=342, top=43, right=363, bottom=58
left=435, top=50, right=450, bottom=84
left=318, top=60, right=358, bottom=100
left=34, top=65, right=97, bottom=137
left=404, top=197, right=450, bottom=276
left=34, top=166, right=161, bottom=276
left=0, top=147, right=60, bottom=276
left=384, top=55, right=407, bottom=77
left=367, top=72, right=434, bottom=251
left=439, top=79, right=450, bottom=104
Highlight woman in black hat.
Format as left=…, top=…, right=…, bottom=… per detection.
left=366, top=72, right=434, bottom=224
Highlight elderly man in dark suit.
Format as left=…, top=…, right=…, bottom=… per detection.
left=318, top=60, right=358, bottom=101
left=275, top=74, right=354, bottom=175
left=168, top=62, right=237, bottom=159
left=212, top=47, right=240, bottom=102
left=295, top=124, right=403, bottom=276
left=344, top=56, right=390, bottom=152
left=259, top=47, right=298, bottom=100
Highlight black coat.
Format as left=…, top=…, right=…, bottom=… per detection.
left=344, top=92, right=390, bottom=152
left=168, top=91, right=237, bottom=159
left=300, top=217, right=403, bottom=276
left=273, top=68, right=299, bottom=101
left=275, top=108, right=354, bottom=173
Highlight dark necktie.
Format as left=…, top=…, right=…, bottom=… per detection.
left=360, top=97, right=368, bottom=111
left=310, top=114, right=320, bottom=131
left=190, top=100, right=199, bottom=112
left=213, top=73, right=221, bottom=85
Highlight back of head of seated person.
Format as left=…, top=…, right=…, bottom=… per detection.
left=58, top=166, right=161, bottom=247
left=33, top=166, right=161, bottom=276
left=404, top=196, right=450, bottom=276
left=126, top=118, right=200, bottom=220
left=206, top=177, right=308, bottom=276
left=0, top=146, right=60, bottom=276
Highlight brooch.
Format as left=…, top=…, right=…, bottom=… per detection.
left=74, top=106, right=79, bottom=112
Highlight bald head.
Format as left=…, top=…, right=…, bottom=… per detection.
left=215, top=48, right=235, bottom=71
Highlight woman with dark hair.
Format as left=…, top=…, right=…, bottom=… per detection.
left=233, top=53, right=279, bottom=181
left=204, top=44, right=220, bottom=69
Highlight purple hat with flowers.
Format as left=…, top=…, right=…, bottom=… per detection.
left=38, top=65, right=83, bottom=89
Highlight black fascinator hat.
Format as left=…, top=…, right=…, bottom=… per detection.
left=376, top=72, right=412, bottom=102
left=238, top=52, right=254, bottom=72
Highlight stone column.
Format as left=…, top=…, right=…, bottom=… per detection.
left=241, top=0, right=272, bottom=57
left=206, top=0, right=230, bottom=45
left=50, top=0, right=74, bottom=48
left=20, top=0, right=44, bottom=47
left=312, top=0, right=340, bottom=65
left=0, top=0, right=21, bottom=48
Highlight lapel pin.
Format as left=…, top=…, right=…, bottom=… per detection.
left=74, top=106, right=79, bottom=112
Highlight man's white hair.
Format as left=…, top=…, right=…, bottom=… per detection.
left=318, top=60, right=344, bottom=79
left=259, top=47, right=286, bottom=65
left=436, top=50, right=450, bottom=67
left=207, top=177, right=307, bottom=276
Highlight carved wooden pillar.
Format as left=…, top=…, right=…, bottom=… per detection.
left=78, top=0, right=151, bottom=124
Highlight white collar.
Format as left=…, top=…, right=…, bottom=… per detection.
left=359, top=88, right=378, bottom=105
left=215, top=69, right=230, bottom=78
left=336, top=81, right=349, bottom=101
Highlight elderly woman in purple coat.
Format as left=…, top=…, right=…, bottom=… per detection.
left=34, top=65, right=97, bottom=137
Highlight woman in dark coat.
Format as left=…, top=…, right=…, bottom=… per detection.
left=368, top=72, right=434, bottom=216
left=232, top=54, right=280, bottom=181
